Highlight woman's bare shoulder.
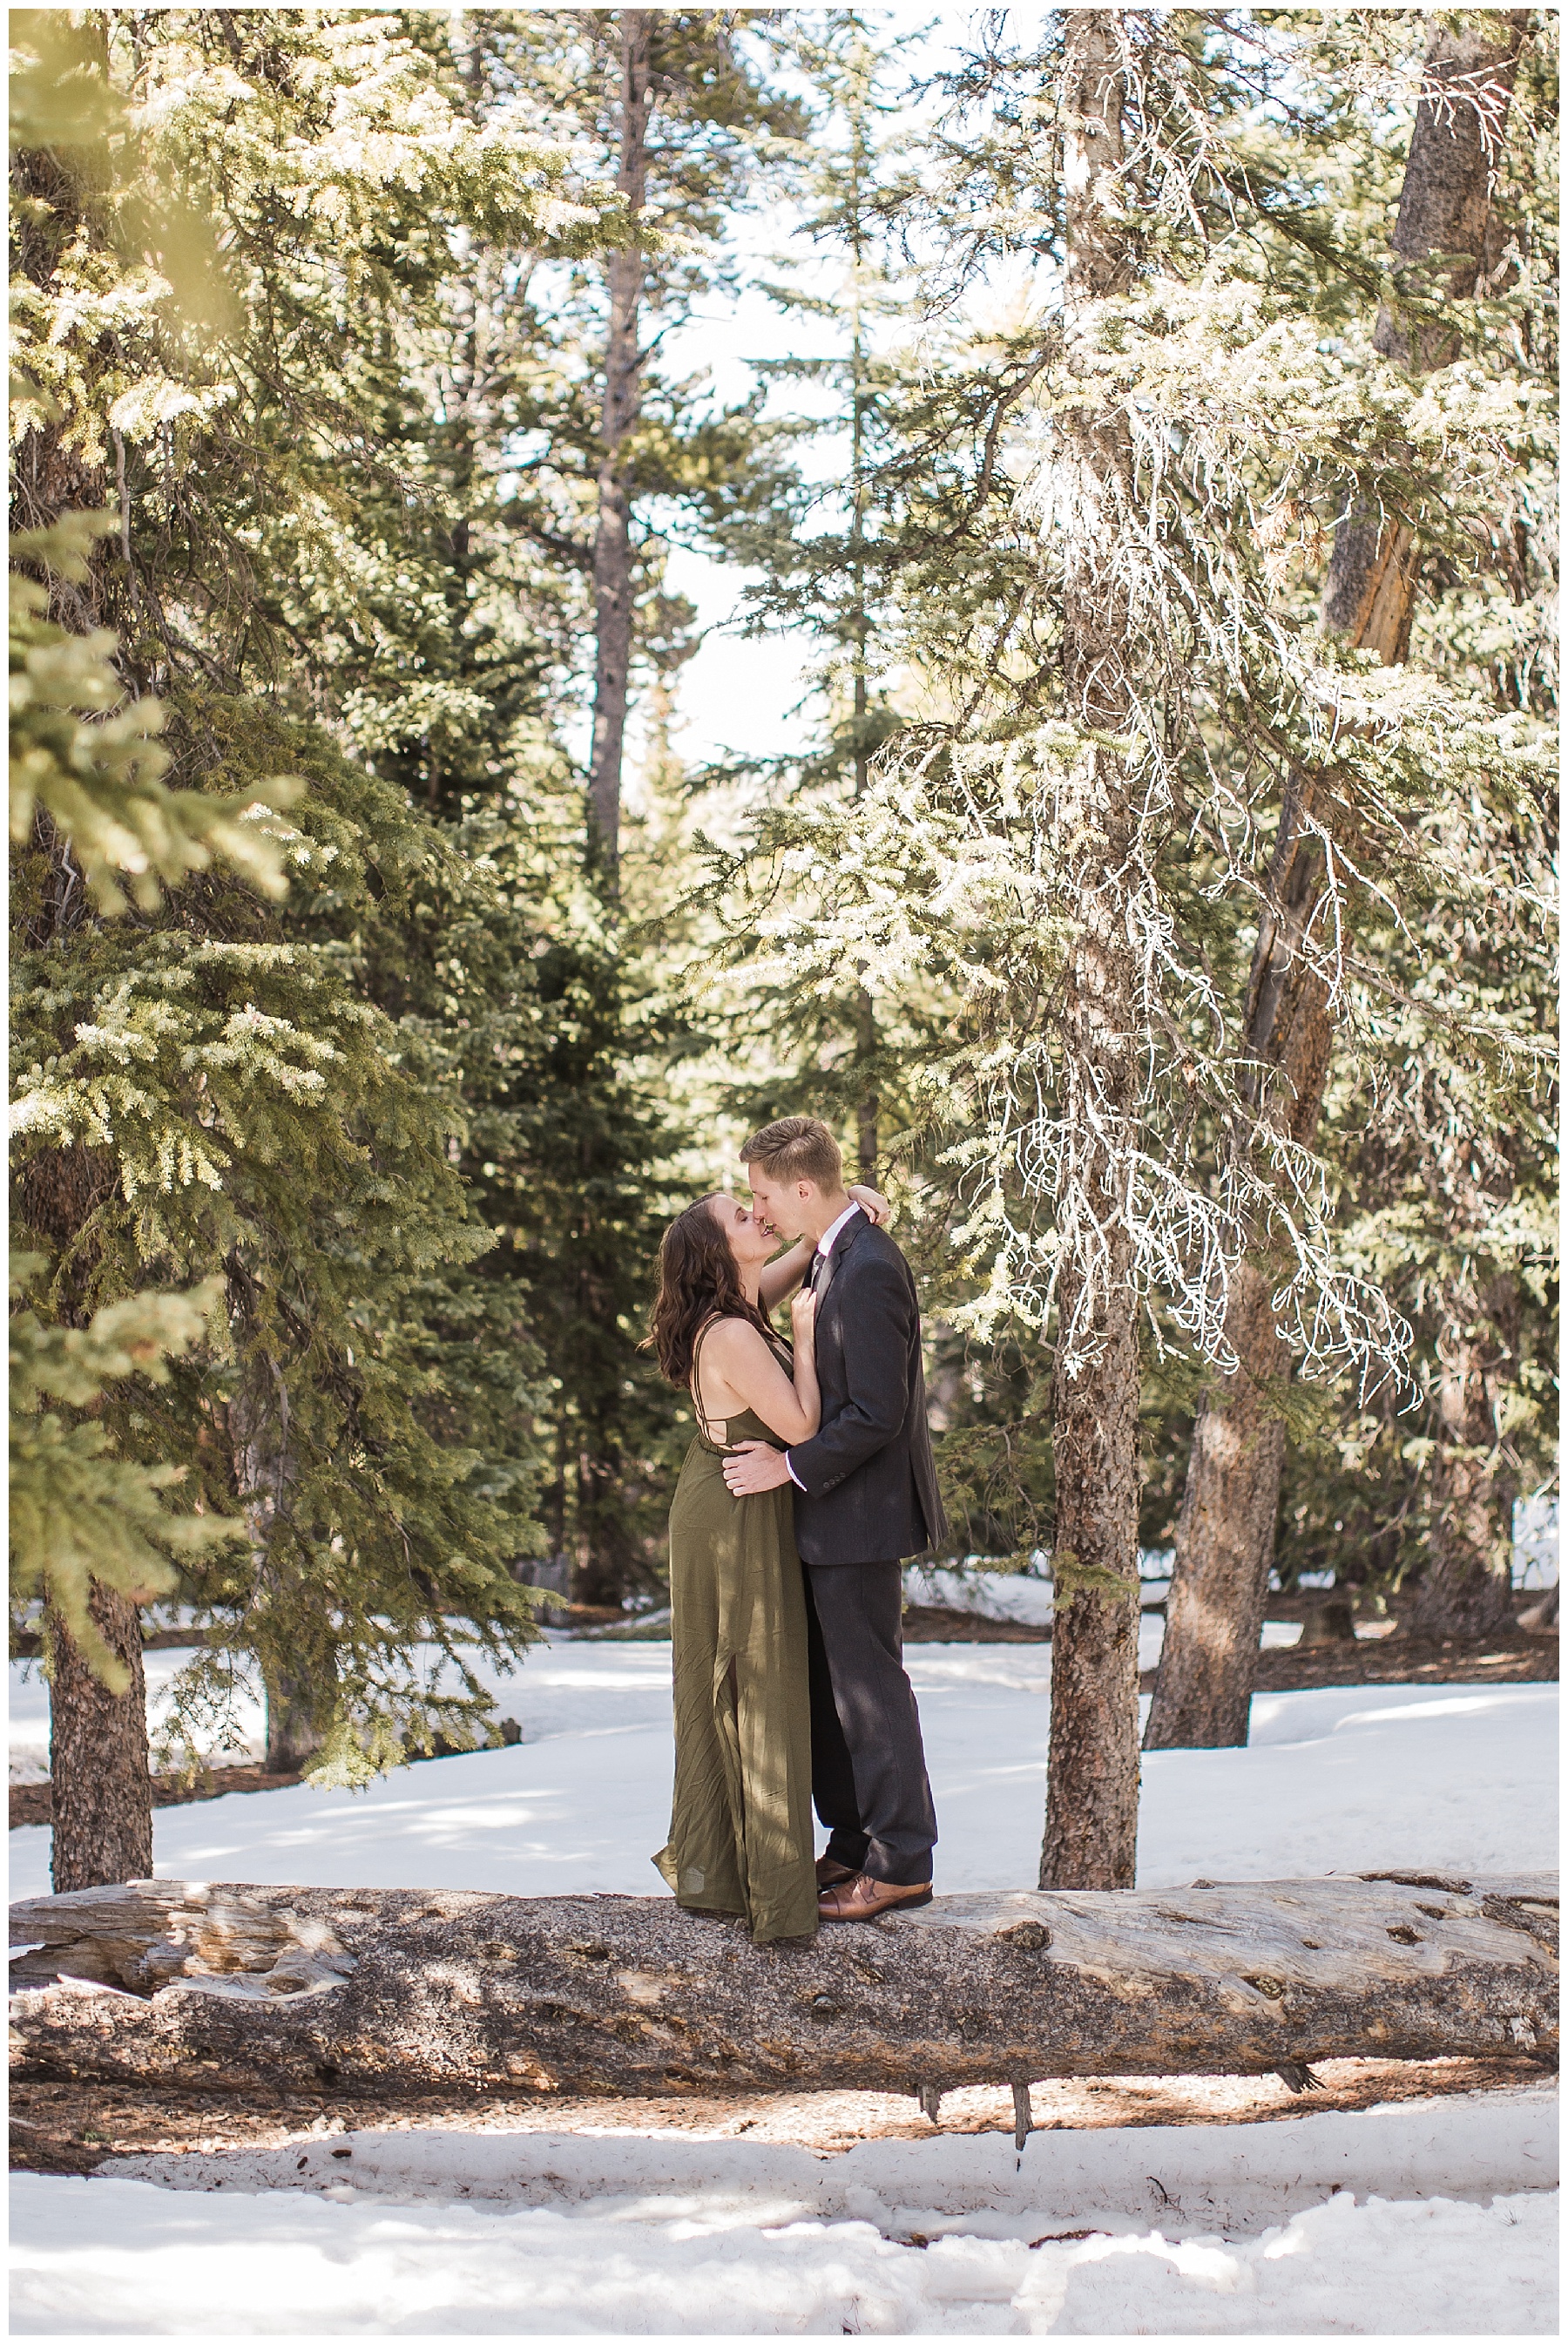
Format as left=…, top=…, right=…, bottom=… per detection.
left=700, top=1313, right=774, bottom=1360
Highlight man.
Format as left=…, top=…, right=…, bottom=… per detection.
left=723, top=1114, right=947, bottom=1921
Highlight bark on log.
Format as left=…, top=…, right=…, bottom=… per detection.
left=10, top=1872, right=1555, bottom=2103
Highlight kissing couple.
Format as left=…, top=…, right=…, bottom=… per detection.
left=648, top=1115, right=947, bottom=1942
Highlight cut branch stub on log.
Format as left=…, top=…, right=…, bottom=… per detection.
left=10, top=1873, right=1555, bottom=2103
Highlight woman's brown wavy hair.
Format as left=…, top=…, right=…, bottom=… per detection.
left=647, top=1196, right=774, bottom=1388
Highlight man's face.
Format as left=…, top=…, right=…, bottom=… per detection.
left=747, top=1165, right=814, bottom=1244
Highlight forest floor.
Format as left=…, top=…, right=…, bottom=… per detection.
left=10, top=1615, right=1555, bottom=1831
left=10, top=2056, right=1549, bottom=2177
left=11, top=2081, right=1557, bottom=2334
left=10, top=1643, right=1557, bottom=2333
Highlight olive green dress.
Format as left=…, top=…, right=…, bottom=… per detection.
left=652, top=1325, right=818, bottom=1943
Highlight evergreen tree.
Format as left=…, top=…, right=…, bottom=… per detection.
left=475, top=6, right=802, bottom=867
left=363, top=9, right=805, bottom=1603
left=719, top=10, right=917, bottom=1181
left=10, top=10, right=618, bottom=1875
left=693, top=10, right=1058, bottom=1212
left=713, top=8, right=1551, bottom=1883
left=1149, top=9, right=1552, bottom=1743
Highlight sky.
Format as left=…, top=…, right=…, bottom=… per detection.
left=551, top=209, right=835, bottom=785
left=616, top=229, right=847, bottom=786
left=616, top=8, right=975, bottom=788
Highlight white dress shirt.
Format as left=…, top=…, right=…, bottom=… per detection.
left=785, top=1203, right=863, bottom=1489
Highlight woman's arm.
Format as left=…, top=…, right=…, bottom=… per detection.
left=787, top=1285, right=820, bottom=1443
left=757, top=1236, right=811, bottom=1317
left=756, top=1182, right=892, bottom=1315
left=698, top=1315, right=821, bottom=1446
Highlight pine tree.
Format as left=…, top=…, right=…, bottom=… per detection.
left=1147, top=10, right=1551, bottom=1739
left=694, top=10, right=1054, bottom=1199
left=716, top=8, right=1551, bottom=1886
left=10, top=16, right=291, bottom=1877
left=10, top=10, right=618, bottom=1873
left=694, top=10, right=914, bottom=1179
left=375, top=9, right=805, bottom=1603
left=491, top=6, right=801, bottom=871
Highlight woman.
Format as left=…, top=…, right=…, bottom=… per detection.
left=647, top=1184, right=885, bottom=1942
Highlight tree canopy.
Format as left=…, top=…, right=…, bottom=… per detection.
left=10, top=6, right=1556, bottom=1889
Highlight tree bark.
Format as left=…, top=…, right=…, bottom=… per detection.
left=10, top=1872, right=1556, bottom=2100
left=1323, top=17, right=1529, bottom=651
left=1146, top=17, right=1528, bottom=1752
left=853, top=983, right=878, bottom=1183
left=586, top=9, right=652, bottom=872
left=1041, top=11, right=1142, bottom=1892
left=1144, top=758, right=1334, bottom=1752
left=226, top=1286, right=327, bottom=1773
left=46, top=1589, right=153, bottom=1893
left=1401, top=1269, right=1521, bottom=1639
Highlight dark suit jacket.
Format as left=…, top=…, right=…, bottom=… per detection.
left=787, top=1212, right=949, bottom=1568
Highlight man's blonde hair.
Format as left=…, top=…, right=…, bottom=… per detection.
left=740, top=1114, right=843, bottom=1189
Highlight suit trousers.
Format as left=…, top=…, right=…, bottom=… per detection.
left=801, top=1559, right=937, bottom=1887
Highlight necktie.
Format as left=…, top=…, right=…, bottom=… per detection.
left=806, top=1248, right=826, bottom=1293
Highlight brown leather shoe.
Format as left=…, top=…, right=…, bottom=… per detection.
left=815, top=1854, right=857, bottom=1888
left=817, top=1873, right=934, bottom=1922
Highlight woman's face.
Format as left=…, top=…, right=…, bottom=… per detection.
left=706, top=1192, right=774, bottom=1269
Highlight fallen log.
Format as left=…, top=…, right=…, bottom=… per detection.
left=10, top=1872, right=1556, bottom=2108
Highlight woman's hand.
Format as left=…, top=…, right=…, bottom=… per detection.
left=789, top=1287, right=816, bottom=1353
left=848, top=1181, right=892, bottom=1228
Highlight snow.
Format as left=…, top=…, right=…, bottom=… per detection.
left=10, top=1645, right=260, bottom=1785
left=904, top=1565, right=1059, bottom=1623
left=0, top=1606, right=1297, bottom=1785
left=10, top=1642, right=1558, bottom=2333
left=1513, top=1492, right=1560, bottom=1589
left=7, top=1648, right=1556, bottom=1904
left=10, top=2091, right=1558, bottom=2334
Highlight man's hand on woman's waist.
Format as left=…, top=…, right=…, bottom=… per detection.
left=722, top=1440, right=795, bottom=1497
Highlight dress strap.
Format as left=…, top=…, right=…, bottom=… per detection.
left=692, top=1314, right=792, bottom=1444
left=690, top=1316, right=727, bottom=1445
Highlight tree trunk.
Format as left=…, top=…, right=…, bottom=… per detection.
left=1041, top=11, right=1141, bottom=1893
left=11, top=1872, right=1556, bottom=2100
left=1301, top=1598, right=1358, bottom=1648
left=226, top=1287, right=327, bottom=1773
left=853, top=983, right=878, bottom=1183
left=852, top=640, right=876, bottom=1182
left=1144, top=757, right=1334, bottom=1752
left=1323, top=16, right=1529, bottom=651
left=1401, top=1270, right=1521, bottom=1639
left=1146, top=17, right=1528, bottom=1752
left=46, top=1589, right=153, bottom=1893
left=586, top=9, right=652, bottom=871
left=261, top=1656, right=331, bottom=1776
left=1144, top=1272, right=1290, bottom=1748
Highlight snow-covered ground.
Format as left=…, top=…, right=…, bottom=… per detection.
left=14, top=1528, right=1553, bottom=1784
left=11, top=2089, right=1557, bottom=2334
left=10, top=1642, right=1558, bottom=2333
left=7, top=1648, right=1557, bottom=1902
